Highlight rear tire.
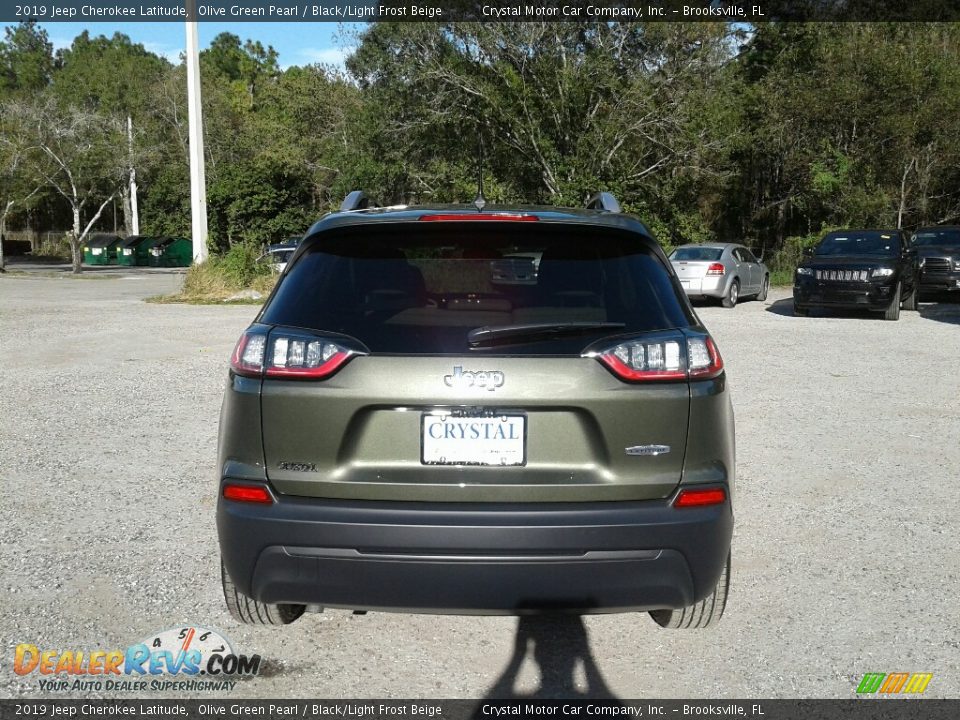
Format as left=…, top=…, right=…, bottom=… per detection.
left=721, top=280, right=739, bottom=308
left=756, top=275, right=769, bottom=302
left=222, top=559, right=305, bottom=626
left=650, top=553, right=730, bottom=629
left=884, top=282, right=902, bottom=321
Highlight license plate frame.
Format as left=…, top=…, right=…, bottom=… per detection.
left=420, top=411, right=527, bottom=467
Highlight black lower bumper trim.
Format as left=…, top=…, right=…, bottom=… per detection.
left=217, top=490, right=733, bottom=614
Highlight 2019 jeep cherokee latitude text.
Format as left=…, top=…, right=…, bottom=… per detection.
left=216, top=196, right=735, bottom=629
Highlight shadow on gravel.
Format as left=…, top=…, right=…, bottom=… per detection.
left=480, top=616, right=619, bottom=700
left=919, top=297, right=960, bottom=326
left=765, top=297, right=800, bottom=317
left=766, top=296, right=899, bottom=321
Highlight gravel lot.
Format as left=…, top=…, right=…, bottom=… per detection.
left=1, top=270, right=958, bottom=699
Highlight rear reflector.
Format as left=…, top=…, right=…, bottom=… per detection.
left=223, top=484, right=273, bottom=504
left=419, top=214, right=539, bottom=222
left=674, top=487, right=726, bottom=508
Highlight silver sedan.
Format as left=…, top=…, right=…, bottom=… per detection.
left=669, top=243, right=770, bottom=308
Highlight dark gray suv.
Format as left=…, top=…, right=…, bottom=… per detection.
left=217, top=192, right=734, bottom=629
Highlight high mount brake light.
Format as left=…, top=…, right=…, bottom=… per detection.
left=587, top=333, right=723, bottom=383
left=230, top=330, right=363, bottom=380
left=419, top=214, right=539, bottom=222
left=706, top=263, right=726, bottom=275
left=674, top=487, right=727, bottom=508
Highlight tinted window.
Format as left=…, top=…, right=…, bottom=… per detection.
left=670, top=247, right=723, bottom=261
left=261, top=225, right=692, bottom=354
left=738, top=248, right=758, bottom=263
left=815, top=231, right=900, bottom=257
left=913, top=229, right=960, bottom=246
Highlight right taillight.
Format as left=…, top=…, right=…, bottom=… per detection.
left=585, top=332, right=723, bottom=383
left=230, top=329, right=365, bottom=380
left=706, top=263, right=725, bottom=276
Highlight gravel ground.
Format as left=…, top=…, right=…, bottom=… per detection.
left=1, top=271, right=958, bottom=700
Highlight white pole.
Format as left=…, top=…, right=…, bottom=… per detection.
left=185, top=18, right=208, bottom=264
left=127, top=115, right=140, bottom=236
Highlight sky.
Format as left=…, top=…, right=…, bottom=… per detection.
left=33, top=21, right=359, bottom=69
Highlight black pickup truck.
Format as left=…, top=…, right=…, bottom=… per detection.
left=793, top=229, right=919, bottom=320
left=912, top=226, right=960, bottom=299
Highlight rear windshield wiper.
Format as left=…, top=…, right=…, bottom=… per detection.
left=468, top=322, right=626, bottom=347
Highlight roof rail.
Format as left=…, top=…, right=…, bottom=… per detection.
left=585, top=192, right=622, bottom=214
left=340, top=190, right=377, bottom=212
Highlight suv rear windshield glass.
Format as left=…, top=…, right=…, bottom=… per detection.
left=670, top=247, right=723, bottom=261
left=815, top=231, right=899, bottom=257
left=260, top=224, right=692, bottom=354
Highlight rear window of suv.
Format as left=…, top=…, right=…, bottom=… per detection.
left=260, top=224, right=692, bottom=354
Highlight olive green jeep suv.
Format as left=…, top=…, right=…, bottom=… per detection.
left=217, top=192, right=734, bottom=628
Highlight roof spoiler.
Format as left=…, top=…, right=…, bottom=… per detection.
left=585, top=192, right=621, bottom=214
left=340, top=190, right=378, bottom=212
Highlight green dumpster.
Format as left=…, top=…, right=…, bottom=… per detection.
left=116, top=235, right=155, bottom=266
left=83, top=234, right=124, bottom=265
left=147, top=237, right=192, bottom=267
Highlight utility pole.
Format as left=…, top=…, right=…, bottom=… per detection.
left=128, top=115, right=140, bottom=236
left=185, top=16, right=208, bottom=264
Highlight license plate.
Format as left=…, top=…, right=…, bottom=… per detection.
left=421, top=413, right=526, bottom=466
left=680, top=280, right=690, bottom=288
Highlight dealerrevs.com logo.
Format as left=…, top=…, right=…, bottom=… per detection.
left=14, top=626, right=260, bottom=692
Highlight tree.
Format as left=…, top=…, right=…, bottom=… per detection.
left=0, top=102, right=43, bottom=271
left=0, top=20, right=53, bottom=93
left=345, top=22, right=739, bottom=243
left=52, top=31, right=171, bottom=235
left=9, top=95, right=126, bottom=273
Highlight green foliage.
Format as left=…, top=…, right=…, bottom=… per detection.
left=3, top=20, right=960, bottom=268
left=0, top=21, right=53, bottom=93
left=215, top=242, right=272, bottom=287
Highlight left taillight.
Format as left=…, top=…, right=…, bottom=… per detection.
left=585, top=332, right=724, bottom=383
left=230, top=329, right=365, bottom=380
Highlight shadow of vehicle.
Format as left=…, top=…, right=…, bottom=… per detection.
left=480, top=616, right=619, bottom=700
left=766, top=295, right=902, bottom=321
left=765, top=297, right=801, bottom=317
left=919, top=295, right=960, bottom=326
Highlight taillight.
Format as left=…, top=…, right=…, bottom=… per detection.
left=686, top=336, right=724, bottom=379
left=419, top=213, right=539, bottom=222
left=230, top=329, right=365, bottom=380
left=706, top=263, right=725, bottom=275
left=674, top=487, right=726, bottom=508
left=223, top=483, right=273, bottom=504
left=585, top=332, right=723, bottom=383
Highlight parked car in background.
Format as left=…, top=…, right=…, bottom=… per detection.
left=793, top=229, right=918, bottom=320
left=669, top=243, right=769, bottom=308
left=911, top=226, right=960, bottom=299
left=218, top=191, right=734, bottom=629
left=258, top=244, right=297, bottom=273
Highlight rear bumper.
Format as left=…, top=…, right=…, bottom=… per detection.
left=217, top=485, right=733, bottom=615
left=680, top=276, right=725, bottom=298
